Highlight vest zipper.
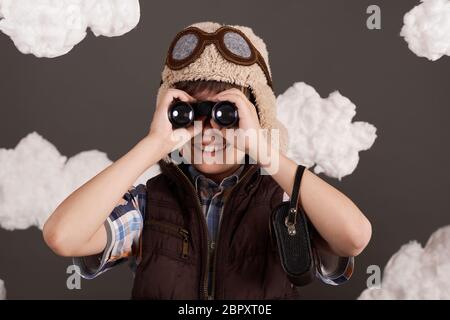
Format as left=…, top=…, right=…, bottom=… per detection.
left=146, top=218, right=190, bottom=258
left=169, top=161, right=258, bottom=300
left=171, top=164, right=210, bottom=300
left=209, top=165, right=259, bottom=299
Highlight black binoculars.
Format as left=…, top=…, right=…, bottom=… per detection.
left=168, top=100, right=239, bottom=128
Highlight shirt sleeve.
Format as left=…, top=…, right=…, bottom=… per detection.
left=72, top=184, right=147, bottom=279
left=311, top=232, right=354, bottom=285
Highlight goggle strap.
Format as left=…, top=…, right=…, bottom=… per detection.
left=166, top=26, right=273, bottom=88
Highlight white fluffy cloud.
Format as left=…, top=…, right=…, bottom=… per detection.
left=277, top=82, right=377, bottom=180
left=400, top=0, right=450, bottom=61
left=359, top=226, right=450, bottom=300
left=0, top=132, right=160, bottom=230
left=0, top=0, right=140, bottom=58
left=0, top=279, right=5, bottom=300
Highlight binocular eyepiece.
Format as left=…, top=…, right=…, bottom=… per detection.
left=168, top=100, right=239, bottom=128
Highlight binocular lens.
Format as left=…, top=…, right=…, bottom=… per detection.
left=168, top=101, right=194, bottom=128
left=213, top=101, right=238, bottom=128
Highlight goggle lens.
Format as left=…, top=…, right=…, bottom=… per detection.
left=172, top=33, right=199, bottom=61
left=223, top=31, right=252, bottom=58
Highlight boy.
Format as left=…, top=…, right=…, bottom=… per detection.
left=43, top=22, right=371, bottom=299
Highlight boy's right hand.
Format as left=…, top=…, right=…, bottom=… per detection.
left=44, top=88, right=199, bottom=259
left=147, top=88, right=197, bottom=155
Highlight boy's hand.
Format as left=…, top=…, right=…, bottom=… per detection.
left=212, top=88, right=261, bottom=132
left=212, top=88, right=266, bottom=156
left=147, top=88, right=197, bottom=155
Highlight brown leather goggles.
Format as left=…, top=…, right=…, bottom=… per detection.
left=165, top=26, right=273, bottom=88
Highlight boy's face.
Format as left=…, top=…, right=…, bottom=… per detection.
left=181, top=89, right=246, bottom=177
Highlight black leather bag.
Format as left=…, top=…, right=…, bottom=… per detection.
left=270, top=165, right=315, bottom=286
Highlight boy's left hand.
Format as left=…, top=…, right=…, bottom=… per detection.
left=212, top=88, right=264, bottom=154
left=212, top=88, right=261, bottom=132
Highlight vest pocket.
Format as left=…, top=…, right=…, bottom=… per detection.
left=145, top=218, right=190, bottom=259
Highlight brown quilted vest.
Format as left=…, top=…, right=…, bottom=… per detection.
left=131, top=158, right=301, bottom=300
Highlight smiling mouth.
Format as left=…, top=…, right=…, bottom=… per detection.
left=194, top=142, right=231, bottom=154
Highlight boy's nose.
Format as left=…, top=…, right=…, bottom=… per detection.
left=196, top=115, right=208, bottom=123
left=196, top=115, right=212, bottom=128
left=196, top=115, right=222, bottom=132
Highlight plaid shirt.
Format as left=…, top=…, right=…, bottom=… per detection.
left=188, top=164, right=244, bottom=243
left=73, top=164, right=354, bottom=286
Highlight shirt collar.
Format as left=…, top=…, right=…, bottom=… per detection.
left=187, top=164, right=245, bottom=192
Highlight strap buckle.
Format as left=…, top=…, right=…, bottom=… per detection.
left=285, top=207, right=297, bottom=236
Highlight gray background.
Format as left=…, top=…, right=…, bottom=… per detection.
left=0, top=0, right=449, bottom=299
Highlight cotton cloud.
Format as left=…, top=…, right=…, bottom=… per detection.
left=277, top=82, right=377, bottom=180
left=400, top=0, right=450, bottom=61
left=359, top=226, right=450, bottom=300
left=0, top=279, right=5, bottom=300
left=0, top=132, right=160, bottom=231
left=0, top=0, right=140, bottom=58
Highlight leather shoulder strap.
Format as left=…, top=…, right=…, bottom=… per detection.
left=289, top=165, right=306, bottom=210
